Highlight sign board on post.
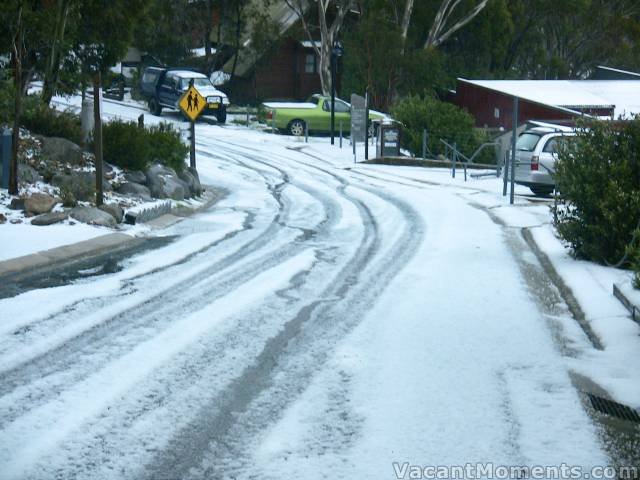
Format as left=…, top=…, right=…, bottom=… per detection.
left=179, top=85, right=206, bottom=169
left=179, top=85, right=206, bottom=122
left=377, top=124, right=401, bottom=158
left=350, top=94, right=366, bottom=143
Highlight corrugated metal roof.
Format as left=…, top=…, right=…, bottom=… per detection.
left=459, top=79, right=640, bottom=119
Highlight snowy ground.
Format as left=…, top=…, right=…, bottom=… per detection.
left=0, top=93, right=638, bottom=479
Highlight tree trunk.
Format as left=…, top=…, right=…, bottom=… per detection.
left=229, top=1, right=242, bottom=81
left=400, top=0, right=414, bottom=54
left=204, top=0, right=214, bottom=74
left=42, top=0, right=71, bottom=105
left=93, top=72, right=104, bottom=207
left=318, top=40, right=331, bottom=96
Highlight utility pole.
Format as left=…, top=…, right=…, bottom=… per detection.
left=93, top=71, right=104, bottom=206
left=364, top=88, right=369, bottom=160
left=330, top=49, right=336, bottom=145
left=510, top=96, right=519, bottom=205
left=330, top=41, right=344, bottom=146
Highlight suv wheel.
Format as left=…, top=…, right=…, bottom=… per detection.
left=216, top=107, right=227, bottom=124
left=530, top=186, right=554, bottom=197
left=148, top=98, right=162, bottom=116
left=288, top=119, right=305, bottom=136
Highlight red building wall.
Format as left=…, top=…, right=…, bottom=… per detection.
left=227, top=39, right=324, bottom=104
left=452, top=81, right=613, bottom=129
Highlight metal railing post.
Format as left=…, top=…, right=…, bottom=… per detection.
left=353, top=134, right=357, bottom=163
left=305, top=121, right=308, bottom=143
left=339, top=122, right=343, bottom=148
left=510, top=97, right=519, bottom=204
left=422, top=129, right=427, bottom=159
left=452, top=142, right=457, bottom=178
left=502, top=149, right=509, bottom=196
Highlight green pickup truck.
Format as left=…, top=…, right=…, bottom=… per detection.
left=262, top=94, right=387, bottom=136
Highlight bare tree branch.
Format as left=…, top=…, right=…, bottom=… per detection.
left=425, top=0, right=488, bottom=49
left=399, top=0, right=414, bottom=54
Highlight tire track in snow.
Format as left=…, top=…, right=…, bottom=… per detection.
left=0, top=138, right=372, bottom=476
left=141, top=139, right=426, bottom=479
left=0, top=155, right=334, bottom=426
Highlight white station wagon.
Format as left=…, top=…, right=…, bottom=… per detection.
left=510, top=126, right=576, bottom=196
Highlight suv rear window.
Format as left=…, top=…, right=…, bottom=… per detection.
left=142, top=71, right=160, bottom=84
left=516, top=133, right=542, bottom=152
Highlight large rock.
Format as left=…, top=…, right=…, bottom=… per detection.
left=124, top=170, right=147, bottom=185
left=69, top=206, right=116, bottom=228
left=145, top=164, right=187, bottom=200
left=51, top=173, right=94, bottom=202
left=178, top=168, right=202, bottom=197
left=40, top=137, right=84, bottom=165
left=117, top=182, right=152, bottom=201
left=18, top=164, right=42, bottom=185
left=31, top=211, right=69, bottom=226
left=8, top=198, right=25, bottom=210
left=98, top=203, right=124, bottom=224
left=24, top=193, right=57, bottom=215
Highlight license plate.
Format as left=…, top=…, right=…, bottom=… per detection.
left=208, top=103, right=219, bottom=109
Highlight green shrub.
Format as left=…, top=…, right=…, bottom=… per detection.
left=553, top=117, right=640, bottom=268
left=101, top=120, right=150, bottom=171
left=22, top=103, right=82, bottom=145
left=100, top=120, right=187, bottom=172
left=392, top=94, right=494, bottom=162
left=0, top=82, right=82, bottom=144
left=146, top=123, right=188, bottom=173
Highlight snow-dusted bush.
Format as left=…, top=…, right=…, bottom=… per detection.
left=553, top=117, right=640, bottom=279
left=22, top=104, right=83, bottom=145
left=392, top=94, right=494, bottom=163
left=101, top=120, right=188, bottom=173
left=146, top=123, right=188, bottom=174
left=0, top=81, right=81, bottom=144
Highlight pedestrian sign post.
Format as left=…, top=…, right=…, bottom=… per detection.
left=179, top=84, right=206, bottom=169
left=179, top=85, right=206, bottom=122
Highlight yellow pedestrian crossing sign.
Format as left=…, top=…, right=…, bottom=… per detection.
left=179, top=85, right=206, bottom=122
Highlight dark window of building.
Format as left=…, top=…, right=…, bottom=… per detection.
left=304, top=53, right=316, bottom=73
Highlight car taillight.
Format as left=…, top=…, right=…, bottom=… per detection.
left=531, top=155, right=539, bottom=171
left=266, top=110, right=273, bottom=120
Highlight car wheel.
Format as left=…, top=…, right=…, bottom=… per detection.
left=288, top=119, right=305, bottom=136
left=216, top=107, right=227, bottom=124
left=530, top=186, right=554, bottom=197
left=148, top=98, right=162, bottom=116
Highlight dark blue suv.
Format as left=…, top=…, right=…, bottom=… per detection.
left=140, top=67, right=229, bottom=123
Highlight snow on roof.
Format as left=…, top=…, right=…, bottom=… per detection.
left=460, top=79, right=640, bottom=119
left=190, top=46, right=216, bottom=57
left=300, top=40, right=321, bottom=49
left=168, top=70, right=207, bottom=79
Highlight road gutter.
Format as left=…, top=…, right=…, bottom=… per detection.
left=0, top=186, right=223, bottom=284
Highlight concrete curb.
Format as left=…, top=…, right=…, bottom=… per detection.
left=361, top=157, right=498, bottom=170
left=0, top=186, right=224, bottom=281
left=613, top=282, right=640, bottom=324
left=0, top=233, right=138, bottom=278
left=521, top=227, right=605, bottom=350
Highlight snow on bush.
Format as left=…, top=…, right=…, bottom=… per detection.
left=552, top=117, right=640, bottom=285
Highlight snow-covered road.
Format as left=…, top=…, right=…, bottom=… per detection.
left=0, top=103, right=611, bottom=479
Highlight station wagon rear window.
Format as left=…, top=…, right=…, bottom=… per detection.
left=516, top=133, right=542, bottom=152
